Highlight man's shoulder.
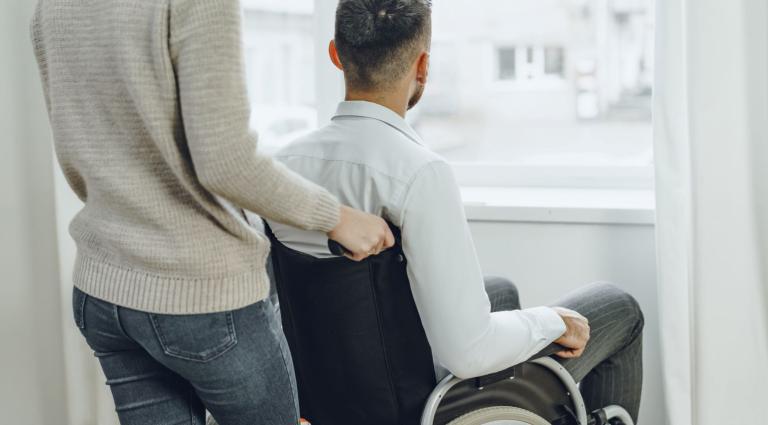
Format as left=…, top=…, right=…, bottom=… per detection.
left=276, top=122, right=447, bottom=184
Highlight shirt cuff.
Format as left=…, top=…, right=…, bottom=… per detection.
left=525, top=306, right=567, bottom=341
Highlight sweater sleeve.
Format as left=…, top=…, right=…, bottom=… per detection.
left=30, top=6, right=51, bottom=114
left=30, top=2, right=88, bottom=203
left=168, top=0, right=340, bottom=232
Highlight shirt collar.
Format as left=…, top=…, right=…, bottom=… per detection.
left=332, top=101, right=423, bottom=145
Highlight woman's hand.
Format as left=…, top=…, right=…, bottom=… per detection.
left=327, top=206, right=395, bottom=261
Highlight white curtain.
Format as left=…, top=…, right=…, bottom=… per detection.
left=55, top=167, right=121, bottom=425
left=654, top=0, right=768, bottom=424
left=2, top=0, right=89, bottom=423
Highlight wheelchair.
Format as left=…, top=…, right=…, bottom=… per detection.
left=265, top=223, right=634, bottom=425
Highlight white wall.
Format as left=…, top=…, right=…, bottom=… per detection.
left=468, top=220, right=666, bottom=425
left=0, top=0, right=69, bottom=423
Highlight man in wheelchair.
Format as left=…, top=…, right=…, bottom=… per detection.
left=265, top=1, right=644, bottom=423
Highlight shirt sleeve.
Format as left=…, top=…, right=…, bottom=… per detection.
left=168, top=0, right=340, bottom=232
left=400, top=161, right=566, bottom=379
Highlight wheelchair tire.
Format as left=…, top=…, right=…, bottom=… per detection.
left=447, top=406, right=551, bottom=425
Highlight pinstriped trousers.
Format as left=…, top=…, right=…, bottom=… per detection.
left=484, top=278, right=644, bottom=424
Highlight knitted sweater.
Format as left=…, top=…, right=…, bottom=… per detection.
left=30, top=0, right=340, bottom=314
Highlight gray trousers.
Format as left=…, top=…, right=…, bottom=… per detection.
left=484, top=278, right=644, bottom=424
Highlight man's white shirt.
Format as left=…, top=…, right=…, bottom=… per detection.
left=267, top=101, right=566, bottom=379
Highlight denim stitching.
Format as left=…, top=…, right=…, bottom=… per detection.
left=149, top=313, right=238, bottom=362
left=188, top=385, right=197, bottom=425
left=274, top=323, right=300, bottom=424
left=112, top=304, right=131, bottom=339
left=75, top=290, right=88, bottom=329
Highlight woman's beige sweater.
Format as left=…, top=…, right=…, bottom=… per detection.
left=30, top=0, right=340, bottom=314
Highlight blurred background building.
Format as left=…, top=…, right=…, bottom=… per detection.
left=241, top=0, right=319, bottom=149
left=241, top=0, right=655, bottom=166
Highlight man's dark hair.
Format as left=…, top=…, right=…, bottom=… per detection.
left=335, top=0, right=432, bottom=91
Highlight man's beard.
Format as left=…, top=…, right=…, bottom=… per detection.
left=408, top=82, right=426, bottom=110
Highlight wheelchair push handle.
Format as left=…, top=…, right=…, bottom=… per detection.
left=327, top=221, right=402, bottom=258
left=328, top=239, right=353, bottom=257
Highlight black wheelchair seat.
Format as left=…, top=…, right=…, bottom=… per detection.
left=267, top=224, right=435, bottom=425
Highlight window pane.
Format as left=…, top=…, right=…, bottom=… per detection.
left=498, top=48, right=517, bottom=80
left=544, top=47, right=565, bottom=76
left=410, top=0, right=655, bottom=168
left=242, top=1, right=317, bottom=153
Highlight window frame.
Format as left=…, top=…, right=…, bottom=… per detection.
left=452, top=163, right=654, bottom=190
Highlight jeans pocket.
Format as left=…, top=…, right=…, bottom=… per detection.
left=150, top=311, right=238, bottom=363
left=72, top=287, right=88, bottom=331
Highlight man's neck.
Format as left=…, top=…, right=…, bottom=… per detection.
left=345, top=90, right=409, bottom=118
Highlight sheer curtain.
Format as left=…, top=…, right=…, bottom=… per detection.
left=654, top=0, right=768, bottom=424
left=55, top=168, right=121, bottom=425
left=2, top=1, right=68, bottom=423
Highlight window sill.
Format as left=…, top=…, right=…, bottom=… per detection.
left=461, top=187, right=656, bottom=225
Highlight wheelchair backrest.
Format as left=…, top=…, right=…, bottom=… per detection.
left=265, top=223, right=437, bottom=425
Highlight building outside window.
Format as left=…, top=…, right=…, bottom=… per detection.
left=498, top=47, right=517, bottom=81
left=544, top=47, right=566, bottom=77
left=241, top=0, right=318, bottom=153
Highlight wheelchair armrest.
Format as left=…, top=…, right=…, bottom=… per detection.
left=531, top=343, right=569, bottom=360
left=473, top=343, right=567, bottom=388
left=473, top=366, right=518, bottom=388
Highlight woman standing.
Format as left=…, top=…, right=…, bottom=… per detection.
left=30, top=0, right=393, bottom=424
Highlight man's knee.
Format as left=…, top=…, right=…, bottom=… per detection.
left=592, top=282, right=645, bottom=337
left=484, top=276, right=520, bottom=312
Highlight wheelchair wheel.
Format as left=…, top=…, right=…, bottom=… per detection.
left=447, top=406, right=551, bottom=425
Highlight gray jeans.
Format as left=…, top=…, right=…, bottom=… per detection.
left=484, top=278, right=644, bottom=424
left=73, top=288, right=299, bottom=425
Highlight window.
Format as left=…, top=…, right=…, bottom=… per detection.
left=496, top=46, right=565, bottom=82
left=241, top=0, right=318, bottom=153
left=544, top=47, right=565, bottom=77
left=498, top=48, right=517, bottom=80
left=409, top=0, right=655, bottom=188
left=242, top=0, right=656, bottom=189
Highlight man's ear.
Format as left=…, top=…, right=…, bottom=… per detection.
left=416, top=51, right=430, bottom=84
left=329, top=40, right=344, bottom=71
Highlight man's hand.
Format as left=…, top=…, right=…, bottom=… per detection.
left=327, top=206, right=395, bottom=261
left=552, top=307, right=591, bottom=359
